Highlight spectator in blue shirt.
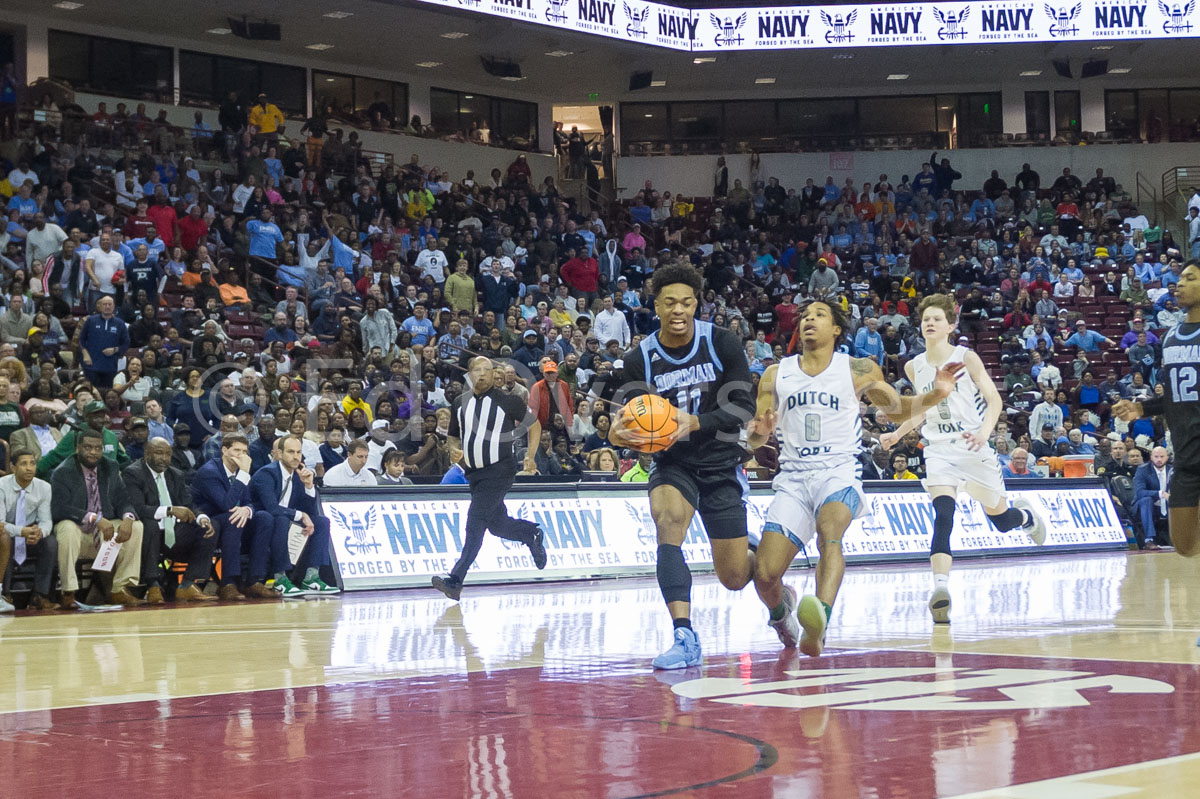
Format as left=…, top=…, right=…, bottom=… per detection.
left=854, top=317, right=885, bottom=365
left=969, top=192, right=995, bottom=220
left=912, top=162, right=937, bottom=196
left=79, top=295, right=130, bottom=389
left=401, top=303, right=436, bottom=345
left=264, top=312, right=298, bottom=346
left=1063, top=320, right=1113, bottom=352
left=245, top=207, right=283, bottom=263
left=1001, top=448, right=1042, bottom=479
left=125, top=225, right=166, bottom=264
left=1061, top=260, right=1084, bottom=283
left=1133, top=255, right=1157, bottom=284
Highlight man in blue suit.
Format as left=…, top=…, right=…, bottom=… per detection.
left=1133, top=446, right=1173, bottom=550
left=191, top=433, right=261, bottom=600
left=249, top=435, right=339, bottom=596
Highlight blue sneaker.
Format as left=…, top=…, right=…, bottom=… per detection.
left=652, top=627, right=702, bottom=670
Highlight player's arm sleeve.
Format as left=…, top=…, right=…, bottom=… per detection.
left=620, top=345, right=648, bottom=401
left=699, top=330, right=756, bottom=434
left=447, top=401, right=460, bottom=439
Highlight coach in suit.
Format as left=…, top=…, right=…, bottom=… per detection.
left=249, top=435, right=338, bottom=596
left=10, top=405, right=63, bottom=457
left=51, top=428, right=144, bottom=608
left=123, top=438, right=219, bottom=604
left=1133, top=446, right=1173, bottom=549
left=191, top=433, right=261, bottom=599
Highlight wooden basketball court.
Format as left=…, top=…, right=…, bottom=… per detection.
left=2, top=550, right=1198, bottom=797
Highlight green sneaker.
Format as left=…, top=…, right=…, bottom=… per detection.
left=301, top=577, right=341, bottom=595
left=274, top=575, right=310, bottom=598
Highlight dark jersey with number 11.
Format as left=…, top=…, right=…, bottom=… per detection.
left=624, top=320, right=756, bottom=470
left=1160, top=322, right=1200, bottom=472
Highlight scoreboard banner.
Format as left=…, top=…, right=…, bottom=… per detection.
left=322, top=480, right=1126, bottom=591
left=413, top=0, right=1199, bottom=52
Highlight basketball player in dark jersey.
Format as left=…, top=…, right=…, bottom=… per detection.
left=610, top=264, right=757, bottom=669
left=1114, top=261, right=1200, bottom=556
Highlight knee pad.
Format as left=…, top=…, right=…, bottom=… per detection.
left=656, top=544, right=692, bottom=604
left=931, top=495, right=956, bottom=557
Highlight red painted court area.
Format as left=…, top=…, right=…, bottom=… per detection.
left=4, top=648, right=1197, bottom=798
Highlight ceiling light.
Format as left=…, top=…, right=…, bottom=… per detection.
left=53, top=1, right=83, bottom=8
left=323, top=11, right=353, bottom=19
left=644, top=113, right=653, bottom=118
left=1092, top=45, right=1114, bottom=50
left=415, top=61, right=442, bottom=68
left=1019, top=70, right=1042, bottom=76
left=207, top=27, right=232, bottom=35
left=464, top=95, right=473, bottom=99
left=650, top=80, right=666, bottom=87
left=441, top=32, right=469, bottom=39
left=939, top=105, right=952, bottom=110
left=755, top=77, right=776, bottom=84
left=500, top=75, right=526, bottom=81
left=693, top=57, right=716, bottom=64
left=545, top=50, right=574, bottom=57
left=1109, top=67, right=1131, bottom=73
left=887, top=74, right=909, bottom=80
left=324, top=77, right=335, bottom=82
left=832, top=54, right=854, bottom=60
left=305, top=43, right=334, bottom=50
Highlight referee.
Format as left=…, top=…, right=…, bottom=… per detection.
left=432, top=356, right=548, bottom=600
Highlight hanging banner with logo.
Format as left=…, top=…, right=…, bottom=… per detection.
left=413, top=0, right=1200, bottom=52
left=323, top=481, right=1125, bottom=591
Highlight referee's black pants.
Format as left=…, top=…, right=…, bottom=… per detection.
left=450, top=461, right=540, bottom=583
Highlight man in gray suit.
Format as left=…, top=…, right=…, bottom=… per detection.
left=0, top=449, right=57, bottom=611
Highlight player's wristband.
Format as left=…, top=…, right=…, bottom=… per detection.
left=1138, top=397, right=1165, bottom=416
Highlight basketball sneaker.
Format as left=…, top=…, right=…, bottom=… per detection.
left=1013, top=497, right=1047, bottom=546
left=527, top=526, right=548, bottom=570
left=928, top=586, right=952, bottom=624
left=652, top=627, right=702, bottom=670
left=797, top=594, right=828, bottom=658
left=273, top=575, right=309, bottom=599
left=301, top=577, right=341, bottom=595
left=432, top=575, right=463, bottom=601
left=768, top=585, right=800, bottom=648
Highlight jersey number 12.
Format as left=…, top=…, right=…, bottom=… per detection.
left=1170, top=366, right=1198, bottom=403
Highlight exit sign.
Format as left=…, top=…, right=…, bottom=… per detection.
left=588, top=92, right=599, bottom=101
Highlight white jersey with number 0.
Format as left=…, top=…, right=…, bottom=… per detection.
left=775, top=352, right=862, bottom=472
left=911, top=345, right=986, bottom=447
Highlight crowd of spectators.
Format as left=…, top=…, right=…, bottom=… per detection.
left=0, top=96, right=1188, bottom=610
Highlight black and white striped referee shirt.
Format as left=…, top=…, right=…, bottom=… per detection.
left=448, top=387, right=533, bottom=472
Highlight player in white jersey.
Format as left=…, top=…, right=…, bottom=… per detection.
left=747, top=300, right=962, bottom=656
left=880, top=294, right=1046, bottom=624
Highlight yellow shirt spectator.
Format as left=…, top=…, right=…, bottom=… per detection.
left=342, top=394, right=373, bottom=422
left=249, top=99, right=285, bottom=135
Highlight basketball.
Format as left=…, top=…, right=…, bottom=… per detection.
left=620, top=394, right=678, bottom=453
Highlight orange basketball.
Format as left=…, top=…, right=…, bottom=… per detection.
left=620, top=394, right=678, bottom=453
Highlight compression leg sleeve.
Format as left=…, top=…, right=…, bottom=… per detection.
left=656, top=544, right=692, bottom=604
left=987, top=506, right=1028, bottom=532
left=931, top=495, right=957, bottom=557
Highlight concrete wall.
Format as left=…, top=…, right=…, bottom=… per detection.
left=617, top=143, right=1200, bottom=217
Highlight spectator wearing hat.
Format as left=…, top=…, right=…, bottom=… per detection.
left=170, top=423, right=200, bottom=475
left=529, top=360, right=573, bottom=430
left=124, top=416, right=150, bottom=461
left=248, top=93, right=284, bottom=146
left=513, top=330, right=546, bottom=374
left=1063, top=319, right=1113, bottom=353
left=365, top=419, right=397, bottom=473
left=79, top=294, right=130, bottom=389
left=38, top=399, right=129, bottom=478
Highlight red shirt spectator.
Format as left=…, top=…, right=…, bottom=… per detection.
left=146, top=201, right=179, bottom=247
left=125, top=203, right=153, bottom=240
left=528, top=362, right=573, bottom=429
left=177, top=208, right=209, bottom=252
left=560, top=253, right=599, bottom=294
left=910, top=231, right=939, bottom=273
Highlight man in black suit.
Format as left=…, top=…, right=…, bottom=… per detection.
left=123, top=437, right=219, bottom=604
left=52, top=429, right=145, bottom=608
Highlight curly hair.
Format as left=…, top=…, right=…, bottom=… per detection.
left=649, top=263, right=703, bottom=297
left=788, top=299, right=849, bottom=355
